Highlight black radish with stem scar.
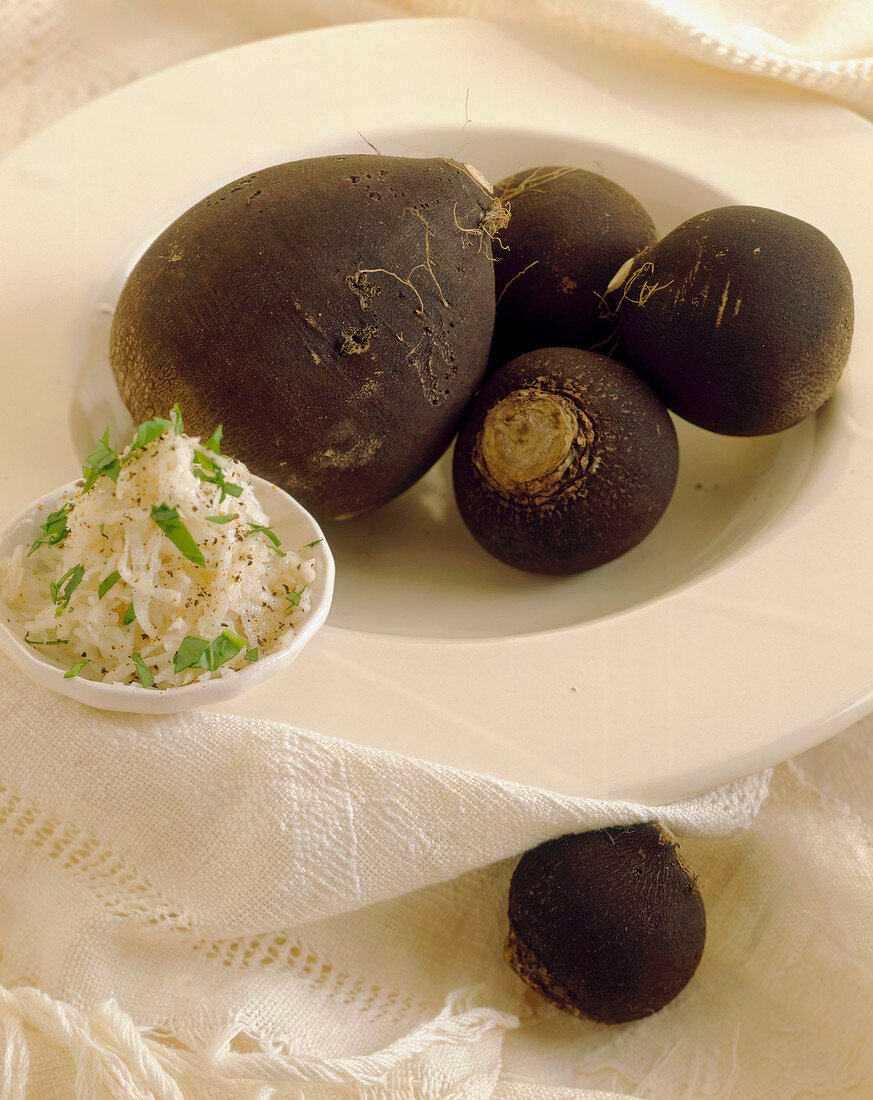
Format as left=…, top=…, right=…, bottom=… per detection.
left=452, top=346, right=678, bottom=575
left=110, top=154, right=507, bottom=521
left=611, top=204, right=854, bottom=436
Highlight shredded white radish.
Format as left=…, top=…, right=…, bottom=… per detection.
left=0, top=420, right=317, bottom=688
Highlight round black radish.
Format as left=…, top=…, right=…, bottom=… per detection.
left=110, top=154, right=502, bottom=521
left=506, top=824, right=706, bottom=1025
left=489, top=167, right=658, bottom=371
left=451, top=347, right=678, bottom=575
left=613, top=204, right=854, bottom=435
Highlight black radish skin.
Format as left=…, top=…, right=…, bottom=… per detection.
left=110, top=155, right=503, bottom=520
left=489, top=167, right=658, bottom=372
left=506, top=824, right=706, bottom=1025
left=452, top=347, right=678, bottom=575
left=614, top=205, right=854, bottom=435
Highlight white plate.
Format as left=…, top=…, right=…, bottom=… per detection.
left=1, top=17, right=872, bottom=801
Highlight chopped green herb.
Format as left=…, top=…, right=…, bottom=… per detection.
left=125, top=415, right=172, bottom=459
left=192, top=452, right=243, bottom=502
left=81, top=428, right=120, bottom=492
left=283, top=585, right=307, bottom=613
left=248, top=524, right=285, bottom=555
left=173, top=636, right=209, bottom=674
left=151, top=503, right=206, bottom=567
left=50, top=564, right=85, bottom=616
left=64, top=659, right=90, bottom=679
left=170, top=404, right=184, bottom=434
left=24, top=633, right=69, bottom=647
left=206, top=514, right=237, bottom=524
left=302, top=538, right=323, bottom=548
left=98, top=570, right=121, bottom=599
left=209, top=629, right=247, bottom=669
left=244, top=647, right=259, bottom=662
left=203, top=425, right=223, bottom=454
left=131, top=650, right=154, bottom=688
left=173, top=629, right=247, bottom=675
left=122, top=603, right=137, bottom=626
left=27, top=503, right=72, bottom=557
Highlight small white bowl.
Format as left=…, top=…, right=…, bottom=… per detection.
left=0, top=475, right=335, bottom=713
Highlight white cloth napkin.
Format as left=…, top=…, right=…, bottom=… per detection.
left=3, top=649, right=873, bottom=1100
left=2, top=3, right=873, bottom=1098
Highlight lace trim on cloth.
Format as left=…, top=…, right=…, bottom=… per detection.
left=191, top=934, right=434, bottom=1027
left=0, top=780, right=191, bottom=931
